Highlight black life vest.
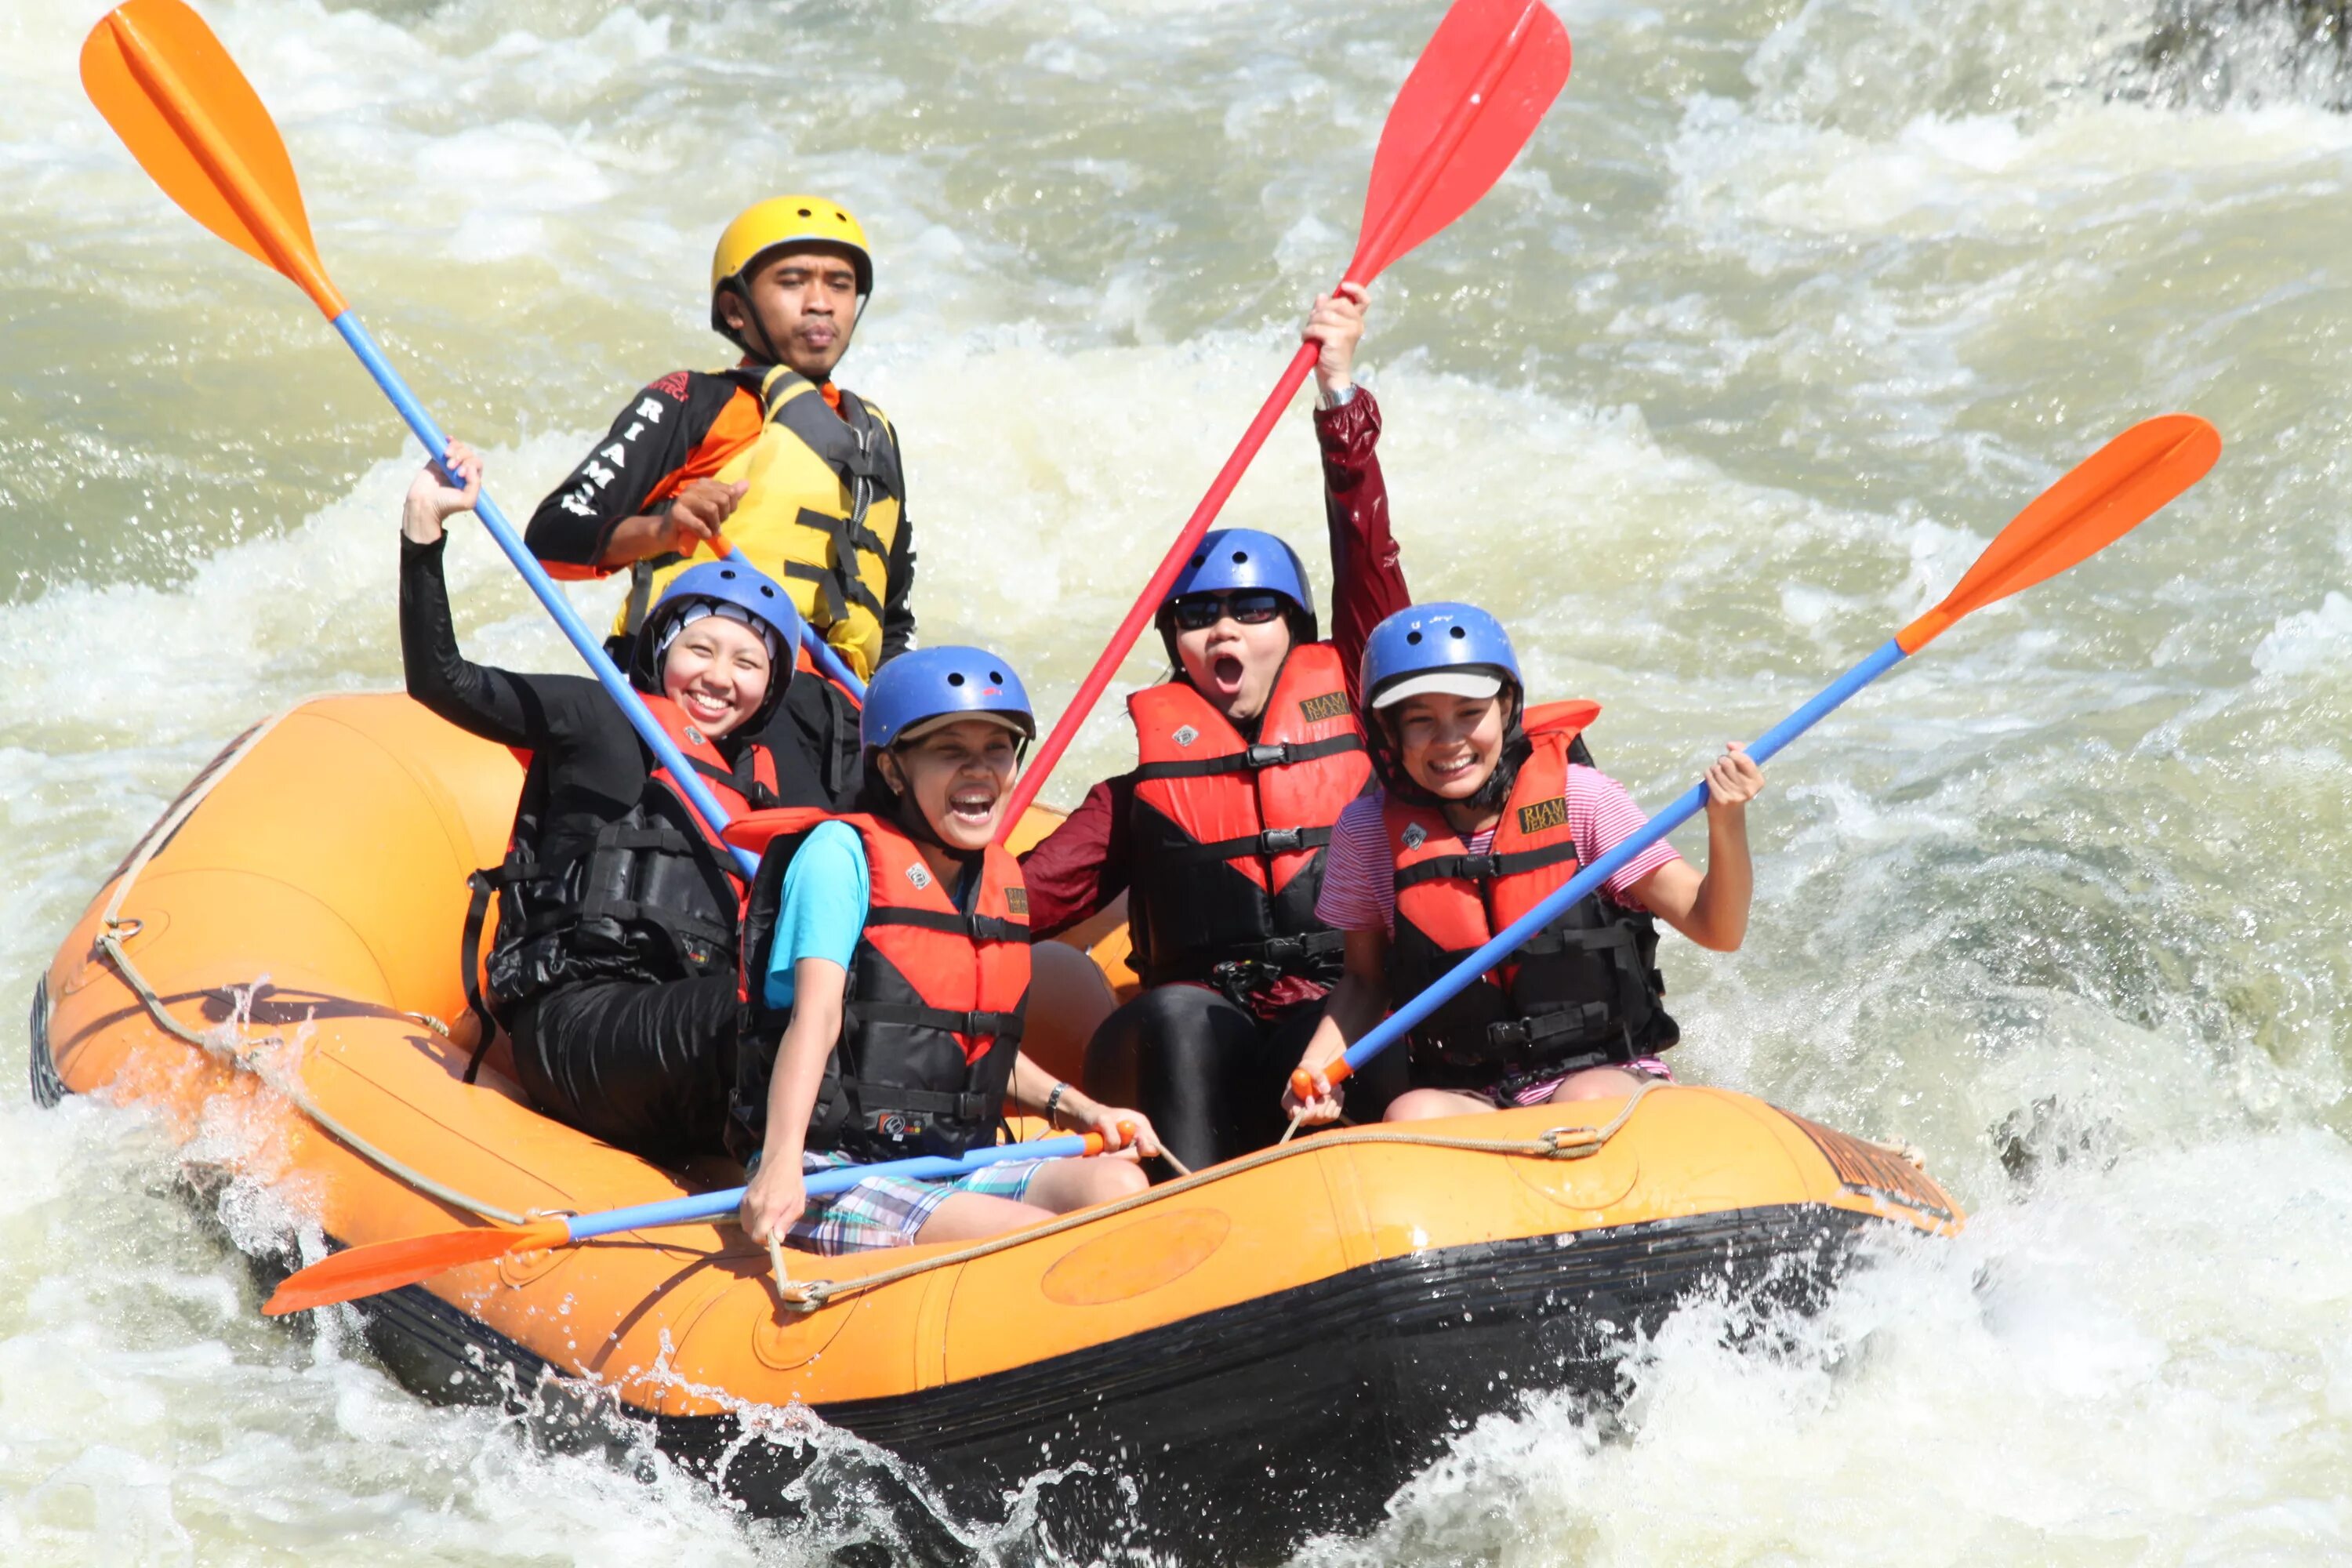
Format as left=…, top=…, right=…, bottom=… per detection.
left=1125, top=641, right=1370, bottom=997
left=728, top=808, right=1030, bottom=1164
left=1384, top=702, right=1676, bottom=1092
left=459, top=693, right=779, bottom=1072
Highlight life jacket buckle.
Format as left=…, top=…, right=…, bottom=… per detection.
left=1258, top=826, right=1307, bottom=854
left=1241, top=742, right=1291, bottom=768
left=1457, top=853, right=1505, bottom=880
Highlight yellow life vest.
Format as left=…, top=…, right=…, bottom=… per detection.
left=614, top=366, right=905, bottom=680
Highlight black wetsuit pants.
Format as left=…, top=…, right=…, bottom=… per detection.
left=511, top=976, right=736, bottom=1162
left=1085, top=982, right=1406, bottom=1174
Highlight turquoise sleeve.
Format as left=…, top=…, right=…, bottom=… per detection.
left=762, top=821, right=871, bottom=1010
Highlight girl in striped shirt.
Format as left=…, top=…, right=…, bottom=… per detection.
left=1286, top=603, right=1765, bottom=1125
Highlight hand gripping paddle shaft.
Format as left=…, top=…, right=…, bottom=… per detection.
left=1294, top=415, right=2223, bottom=1101
left=263, top=1132, right=1116, bottom=1315
left=82, top=0, right=761, bottom=873
left=999, top=0, right=1573, bottom=834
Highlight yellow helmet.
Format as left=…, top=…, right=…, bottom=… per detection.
left=709, top=195, right=873, bottom=335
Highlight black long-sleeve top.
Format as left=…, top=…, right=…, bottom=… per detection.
left=399, top=534, right=840, bottom=880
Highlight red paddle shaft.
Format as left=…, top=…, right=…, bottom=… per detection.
left=999, top=0, right=1567, bottom=834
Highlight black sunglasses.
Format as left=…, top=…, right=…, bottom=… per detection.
left=1170, top=590, right=1287, bottom=632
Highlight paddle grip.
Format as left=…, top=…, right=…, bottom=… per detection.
left=997, top=339, right=1323, bottom=835
left=1287, top=1058, right=1353, bottom=1104
left=1336, top=637, right=1910, bottom=1078
left=331, top=311, right=759, bottom=878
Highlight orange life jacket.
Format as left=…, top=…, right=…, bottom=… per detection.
left=1125, top=641, right=1370, bottom=994
left=728, top=808, right=1030, bottom=1162
left=1385, top=702, right=1675, bottom=1090
left=461, top=693, right=779, bottom=1068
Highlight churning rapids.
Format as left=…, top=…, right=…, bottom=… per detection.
left=6, top=0, right=2352, bottom=1561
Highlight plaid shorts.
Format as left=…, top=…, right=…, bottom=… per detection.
left=785, top=1152, right=1048, bottom=1256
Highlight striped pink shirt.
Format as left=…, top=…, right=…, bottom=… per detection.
left=1315, top=768, right=1684, bottom=937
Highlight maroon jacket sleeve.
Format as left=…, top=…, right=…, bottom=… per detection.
left=1316, top=387, right=1409, bottom=706
left=1018, top=774, right=1136, bottom=940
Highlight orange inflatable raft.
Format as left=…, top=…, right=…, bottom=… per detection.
left=30, top=694, right=1962, bottom=1557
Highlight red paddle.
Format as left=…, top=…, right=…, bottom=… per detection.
left=998, top=0, right=1573, bottom=835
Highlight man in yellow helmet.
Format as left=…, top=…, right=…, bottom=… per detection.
left=525, top=198, right=914, bottom=798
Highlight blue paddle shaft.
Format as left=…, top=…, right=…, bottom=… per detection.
left=558, top=1134, right=1098, bottom=1243
left=798, top=624, right=868, bottom=701
left=1338, top=637, right=1911, bottom=1075
left=329, top=310, right=760, bottom=878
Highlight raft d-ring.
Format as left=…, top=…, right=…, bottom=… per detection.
left=103, top=916, right=144, bottom=939
left=764, top=1236, right=825, bottom=1315
left=1539, top=1124, right=1606, bottom=1159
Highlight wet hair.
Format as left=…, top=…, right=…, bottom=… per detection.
left=1368, top=682, right=1528, bottom=812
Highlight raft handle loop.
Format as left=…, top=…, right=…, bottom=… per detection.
left=765, top=1236, right=826, bottom=1313
left=89, top=702, right=530, bottom=1229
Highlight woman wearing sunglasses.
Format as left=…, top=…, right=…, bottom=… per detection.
left=1018, top=285, right=1414, bottom=1173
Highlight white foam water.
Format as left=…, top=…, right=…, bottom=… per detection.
left=7, top=0, right=2352, bottom=1559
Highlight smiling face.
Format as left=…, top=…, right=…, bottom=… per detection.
left=719, top=245, right=861, bottom=377
left=1173, top=604, right=1294, bottom=723
left=877, top=718, right=1022, bottom=851
left=1389, top=690, right=1515, bottom=804
left=659, top=616, right=773, bottom=739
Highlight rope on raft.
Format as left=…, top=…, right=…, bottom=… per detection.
left=95, top=704, right=528, bottom=1228
left=764, top=1076, right=1664, bottom=1315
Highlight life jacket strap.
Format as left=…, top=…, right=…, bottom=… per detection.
left=1417, top=1001, right=1627, bottom=1065
left=1392, top=837, right=1581, bottom=890
left=844, top=1001, right=1026, bottom=1046
left=864, top=906, right=1033, bottom=944
left=459, top=867, right=503, bottom=1083
left=1131, top=731, right=1366, bottom=782
left=1171, top=823, right=1333, bottom=862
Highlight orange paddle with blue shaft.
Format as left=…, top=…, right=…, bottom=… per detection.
left=81, top=0, right=775, bottom=872
left=1000, top=0, right=1574, bottom=833
left=263, top=1128, right=1130, bottom=1315
left=1292, top=414, right=2223, bottom=1107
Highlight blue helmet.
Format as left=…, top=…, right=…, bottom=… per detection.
left=1359, top=601, right=1523, bottom=712
left=633, top=560, right=807, bottom=720
left=861, top=645, right=1036, bottom=752
left=1159, top=528, right=1318, bottom=642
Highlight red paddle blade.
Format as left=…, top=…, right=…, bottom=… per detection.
left=262, top=1219, right=568, bottom=1316
left=1348, top=0, right=1572, bottom=282
left=82, top=0, right=346, bottom=316
left=1897, top=415, right=2221, bottom=653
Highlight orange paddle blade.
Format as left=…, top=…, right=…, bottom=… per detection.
left=81, top=0, right=346, bottom=318
left=263, top=1218, right=568, bottom=1316
left=1897, top=415, right=2221, bottom=653
left=1349, top=0, right=1572, bottom=281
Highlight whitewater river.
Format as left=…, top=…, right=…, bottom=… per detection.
left=6, top=0, right=2352, bottom=1560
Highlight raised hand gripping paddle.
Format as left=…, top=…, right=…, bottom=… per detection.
left=82, top=0, right=764, bottom=874
left=1292, top=415, right=2223, bottom=1105
left=998, top=0, right=1573, bottom=834
left=263, top=1131, right=1120, bottom=1315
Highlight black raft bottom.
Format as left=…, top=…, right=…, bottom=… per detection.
left=669, top=1203, right=1879, bottom=1563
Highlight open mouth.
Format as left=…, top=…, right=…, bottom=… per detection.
left=1209, top=655, right=1246, bottom=693
left=946, top=786, right=999, bottom=827
left=681, top=690, right=734, bottom=725
left=1424, top=750, right=1483, bottom=789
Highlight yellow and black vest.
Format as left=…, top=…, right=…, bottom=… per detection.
left=617, top=367, right=905, bottom=680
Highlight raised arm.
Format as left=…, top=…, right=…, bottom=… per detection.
left=1308, top=285, right=1410, bottom=702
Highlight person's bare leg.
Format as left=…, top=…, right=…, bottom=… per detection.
left=1383, top=1087, right=1496, bottom=1121
left=1022, top=940, right=1119, bottom=1090
left=1024, top=1155, right=1149, bottom=1213
left=910, top=1192, right=1053, bottom=1245
left=1537, top=1065, right=1651, bottom=1103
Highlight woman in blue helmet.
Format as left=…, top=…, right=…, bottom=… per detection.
left=1020, top=285, right=1413, bottom=1172
left=401, top=445, right=823, bottom=1160
left=1287, top=604, right=1766, bottom=1127
left=728, top=648, right=1158, bottom=1254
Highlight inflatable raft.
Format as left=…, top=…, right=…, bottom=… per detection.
left=29, top=694, right=1961, bottom=1558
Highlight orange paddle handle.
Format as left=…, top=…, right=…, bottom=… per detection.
left=1289, top=1058, right=1354, bottom=1102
